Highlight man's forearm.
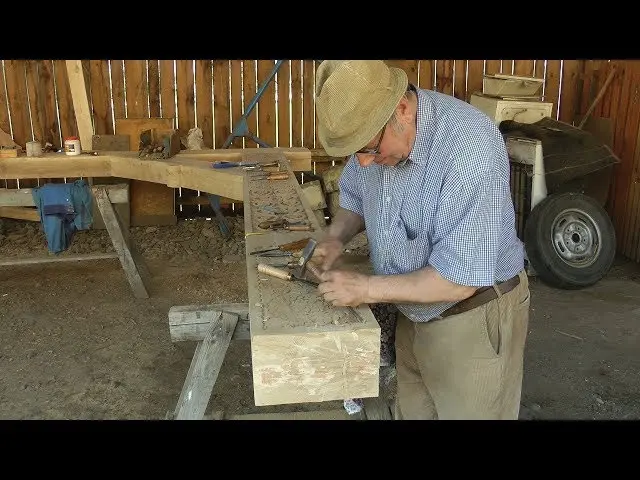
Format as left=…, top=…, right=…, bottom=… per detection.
left=326, top=207, right=365, bottom=245
left=367, top=266, right=477, bottom=305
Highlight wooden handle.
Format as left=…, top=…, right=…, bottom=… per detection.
left=286, top=225, right=313, bottom=231
left=267, top=173, right=289, bottom=180
left=257, top=263, right=292, bottom=280
left=305, top=262, right=323, bottom=280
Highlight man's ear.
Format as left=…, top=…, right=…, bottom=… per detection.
left=396, top=96, right=413, bottom=123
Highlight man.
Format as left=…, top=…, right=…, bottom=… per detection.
left=311, top=60, right=531, bottom=420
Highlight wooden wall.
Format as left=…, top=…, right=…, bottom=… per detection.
left=3, top=59, right=640, bottom=262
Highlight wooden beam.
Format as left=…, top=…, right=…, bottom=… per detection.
left=93, top=186, right=149, bottom=299
left=0, top=148, right=313, bottom=202
left=242, top=150, right=380, bottom=407
left=65, top=60, right=94, bottom=151
left=0, top=253, right=118, bottom=267
left=168, top=303, right=250, bottom=342
left=173, top=311, right=238, bottom=420
left=0, top=183, right=128, bottom=207
left=0, top=206, right=39, bottom=221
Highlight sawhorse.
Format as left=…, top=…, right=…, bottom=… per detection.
left=0, top=183, right=150, bottom=299
left=165, top=303, right=394, bottom=420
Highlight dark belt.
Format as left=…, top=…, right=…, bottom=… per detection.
left=438, top=274, right=521, bottom=319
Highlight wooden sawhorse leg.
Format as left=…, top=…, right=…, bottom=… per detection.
left=92, top=186, right=150, bottom=299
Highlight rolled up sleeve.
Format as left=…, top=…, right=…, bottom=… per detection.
left=429, top=172, right=506, bottom=287
left=337, top=156, right=364, bottom=217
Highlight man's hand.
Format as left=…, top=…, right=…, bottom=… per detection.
left=311, top=236, right=344, bottom=272
left=317, top=270, right=372, bottom=307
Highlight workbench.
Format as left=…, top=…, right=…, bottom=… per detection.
left=166, top=150, right=389, bottom=419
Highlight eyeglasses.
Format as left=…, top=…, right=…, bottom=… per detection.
left=356, top=124, right=386, bottom=155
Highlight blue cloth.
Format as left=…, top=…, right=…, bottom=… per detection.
left=31, top=180, right=93, bottom=254
left=339, top=86, right=525, bottom=323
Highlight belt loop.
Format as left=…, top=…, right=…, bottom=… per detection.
left=492, top=282, right=503, bottom=297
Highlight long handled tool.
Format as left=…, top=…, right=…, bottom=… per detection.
left=257, top=239, right=322, bottom=285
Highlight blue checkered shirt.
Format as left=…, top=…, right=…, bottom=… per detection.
left=339, top=87, right=525, bottom=322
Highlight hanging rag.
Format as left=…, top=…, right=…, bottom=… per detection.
left=31, top=179, right=94, bottom=254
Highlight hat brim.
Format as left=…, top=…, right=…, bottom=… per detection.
left=318, top=67, right=409, bottom=158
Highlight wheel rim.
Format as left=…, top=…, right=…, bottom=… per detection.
left=551, top=208, right=601, bottom=268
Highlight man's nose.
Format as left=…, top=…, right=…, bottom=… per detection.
left=356, top=153, right=376, bottom=167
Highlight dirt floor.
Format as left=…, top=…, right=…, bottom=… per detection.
left=0, top=215, right=639, bottom=420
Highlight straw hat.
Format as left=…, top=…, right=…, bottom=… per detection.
left=315, top=60, right=408, bottom=157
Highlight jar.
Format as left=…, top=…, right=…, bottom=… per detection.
left=64, top=136, right=82, bottom=156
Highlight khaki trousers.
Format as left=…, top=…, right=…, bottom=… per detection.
left=394, top=270, right=530, bottom=420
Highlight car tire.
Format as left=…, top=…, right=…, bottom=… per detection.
left=524, top=192, right=616, bottom=289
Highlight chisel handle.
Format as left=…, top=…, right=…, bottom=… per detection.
left=285, top=225, right=314, bottom=231
left=257, top=263, right=292, bottom=280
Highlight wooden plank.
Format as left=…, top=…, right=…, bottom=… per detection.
left=0, top=253, right=118, bottom=267
left=38, top=60, right=60, bottom=149
left=242, top=60, right=258, bottom=147
left=0, top=60, right=11, bottom=140
left=173, top=311, right=238, bottom=420
left=302, top=59, right=315, bottom=149
left=485, top=60, right=501, bottom=76
left=290, top=60, right=303, bottom=147
left=0, top=206, right=39, bottom=221
left=66, top=60, right=94, bottom=151
left=93, top=186, right=149, bottom=298
left=257, top=60, right=277, bottom=148
left=53, top=60, right=77, bottom=152
left=229, top=60, right=244, bottom=149
left=89, top=60, right=114, bottom=136
left=418, top=60, right=434, bottom=90
left=453, top=60, right=466, bottom=101
left=435, top=60, right=453, bottom=95
left=213, top=60, right=230, bottom=149
left=148, top=60, right=161, bottom=118
left=514, top=60, right=534, bottom=77
left=386, top=60, right=419, bottom=86
left=124, top=60, right=148, bottom=120
left=168, top=303, right=250, bottom=342
left=176, top=60, right=195, bottom=137
left=195, top=60, right=213, bottom=149
left=159, top=60, right=176, bottom=122
left=4, top=60, right=30, bottom=149
left=544, top=60, right=562, bottom=120
left=0, top=183, right=128, bottom=207
left=242, top=150, right=380, bottom=406
left=109, top=60, right=126, bottom=122
left=277, top=60, right=291, bottom=148
left=466, top=60, right=484, bottom=100
left=558, top=60, right=582, bottom=125
left=25, top=61, right=44, bottom=145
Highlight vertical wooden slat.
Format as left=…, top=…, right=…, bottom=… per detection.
left=213, top=60, right=230, bottom=149
left=89, top=60, right=113, bottom=135
left=110, top=60, right=126, bottom=121
left=52, top=60, right=76, bottom=142
left=558, top=60, right=582, bottom=124
left=257, top=60, right=277, bottom=147
left=598, top=62, right=614, bottom=119
left=229, top=60, right=243, bottom=149
left=242, top=60, right=258, bottom=147
left=436, top=60, right=453, bottom=95
left=609, top=64, right=634, bottom=245
left=25, top=60, right=43, bottom=143
left=501, top=60, right=515, bottom=75
left=125, top=60, right=148, bottom=119
left=4, top=60, right=31, bottom=148
left=418, top=60, right=434, bottom=90
left=466, top=60, right=484, bottom=99
left=453, top=60, right=466, bottom=101
left=302, top=60, right=315, bottom=148
left=386, top=60, right=419, bottom=85
left=37, top=60, right=59, bottom=148
left=148, top=60, right=161, bottom=118
left=195, top=60, right=213, bottom=148
left=513, top=60, right=534, bottom=77
left=534, top=60, right=545, bottom=78
left=176, top=60, right=195, bottom=137
left=615, top=66, right=640, bottom=256
left=277, top=60, right=291, bottom=148
left=544, top=60, right=562, bottom=120
left=290, top=60, right=303, bottom=148
left=485, top=60, right=501, bottom=76
left=605, top=61, right=623, bottom=128
left=0, top=61, right=10, bottom=137
left=159, top=60, right=176, bottom=125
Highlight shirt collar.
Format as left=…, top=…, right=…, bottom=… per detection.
left=402, top=84, right=434, bottom=167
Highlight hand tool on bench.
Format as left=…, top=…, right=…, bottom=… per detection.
left=250, top=237, right=312, bottom=256
left=257, top=238, right=322, bottom=285
left=212, top=160, right=279, bottom=170
left=251, top=172, right=289, bottom=181
left=258, top=219, right=314, bottom=231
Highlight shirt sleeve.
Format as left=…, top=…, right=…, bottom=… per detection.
left=428, top=169, right=509, bottom=287
left=337, top=155, right=364, bottom=217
